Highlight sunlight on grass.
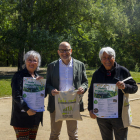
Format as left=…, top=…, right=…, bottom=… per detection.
left=86, top=69, right=95, bottom=87
left=87, top=70, right=140, bottom=86
left=0, top=78, right=12, bottom=97
left=0, top=70, right=140, bottom=97
left=130, top=71, right=140, bottom=83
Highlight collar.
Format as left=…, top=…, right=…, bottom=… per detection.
left=99, top=62, right=117, bottom=74
left=59, top=58, right=73, bottom=67
left=23, top=67, right=38, bottom=77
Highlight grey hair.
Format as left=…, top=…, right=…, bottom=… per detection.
left=24, top=50, right=41, bottom=71
left=99, top=47, right=116, bottom=60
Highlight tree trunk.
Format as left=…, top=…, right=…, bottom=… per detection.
left=18, top=51, right=24, bottom=71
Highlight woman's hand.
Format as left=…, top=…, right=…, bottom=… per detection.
left=89, top=110, right=97, bottom=119
left=36, top=76, right=44, bottom=80
left=27, top=109, right=36, bottom=116
left=116, top=81, right=125, bottom=89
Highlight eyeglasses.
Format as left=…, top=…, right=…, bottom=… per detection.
left=27, top=59, right=38, bottom=63
left=58, top=49, right=71, bottom=53
left=102, top=56, right=114, bottom=61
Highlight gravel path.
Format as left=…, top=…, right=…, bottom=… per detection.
left=1, top=87, right=140, bottom=140
left=0, top=67, right=140, bottom=140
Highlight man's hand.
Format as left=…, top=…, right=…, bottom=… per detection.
left=77, top=87, right=84, bottom=94
left=116, top=81, right=125, bottom=89
left=51, top=89, right=59, bottom=96
left=27, top=109, right=36, bottom=116
left=89, top=110, right=97, bottom=119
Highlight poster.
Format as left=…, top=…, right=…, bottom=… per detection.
left=22, top=77, right=46, bottom=112
left=93, top=83, right=118, bottom=118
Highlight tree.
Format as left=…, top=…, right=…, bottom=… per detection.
left=0, top=0, right=139, bottom=71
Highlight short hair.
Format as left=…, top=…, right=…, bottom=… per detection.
left=99, top=47, right=115, bottom=60
left=59, top=42, right=72, bottom=49
left=24, top=50, right=41, bottom=71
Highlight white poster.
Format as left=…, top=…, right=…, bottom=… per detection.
left=22, top=77, right=46, bottom=112
left=93, top=83, right=118, bottom=118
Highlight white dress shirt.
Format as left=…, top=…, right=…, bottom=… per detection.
left=59, top=58, right=73, bottom=91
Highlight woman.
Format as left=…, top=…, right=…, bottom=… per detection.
left=88, top=47, right=138, bottom=140
left=10, top=50, right=44, bottom=140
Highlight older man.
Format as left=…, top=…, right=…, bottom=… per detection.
left=46, top=42, right=88, bottom=140
left=88, top=47, right=138, bottom=140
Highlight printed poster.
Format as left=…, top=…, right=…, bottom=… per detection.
left=22, top=77, right=46, bottom=112
left=93, top=83, right=118, bottom=118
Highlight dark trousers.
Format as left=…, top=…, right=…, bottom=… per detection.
left=97, top=118, right=128, bottom=140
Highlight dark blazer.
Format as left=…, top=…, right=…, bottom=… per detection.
left=10, top=68, right=43, bottom=127
left=45, top=58, right=88, bottom=113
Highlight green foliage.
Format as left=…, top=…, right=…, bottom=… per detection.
left=0, top=0, right=140, bottom=70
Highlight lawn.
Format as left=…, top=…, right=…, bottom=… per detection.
left=86, top=69, right=95, bottom=86
left=0, top=77, right=13, bottom=97
left=0, top=70, right=140, bottom=97
left=130, top=71, right=140, bottom=84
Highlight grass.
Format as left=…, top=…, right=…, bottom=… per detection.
left=86, top=69, right=95, bottom=86
left=130, top=71, right=140, bottom=83
left=86, top=70, right=140, bottom=86
left=0, top=70, right=140, bottom=97
left=0, top=77, right=12, bottom=97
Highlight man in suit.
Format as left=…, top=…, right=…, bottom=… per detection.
left=46, top=42, right=88, bottom=140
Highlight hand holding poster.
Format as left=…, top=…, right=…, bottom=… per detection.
left=23, top=77, right=46, bottom=112
left=93, top=83, right=118, bottom=118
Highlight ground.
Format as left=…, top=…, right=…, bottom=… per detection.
left=0, top=67, right=140, bottom=140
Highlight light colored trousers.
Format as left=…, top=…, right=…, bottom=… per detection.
left=49, top=111, right=78, bottom=140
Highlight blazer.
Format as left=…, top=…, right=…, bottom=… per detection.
left=45, top=58, right=88, bottom=113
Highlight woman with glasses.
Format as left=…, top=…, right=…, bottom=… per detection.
left=88, top=47, right=138, bottom=140
left=10, top=50, right=44, bottom=140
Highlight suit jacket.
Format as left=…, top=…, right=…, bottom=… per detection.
left=45, top=58, right=88, bottom=113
